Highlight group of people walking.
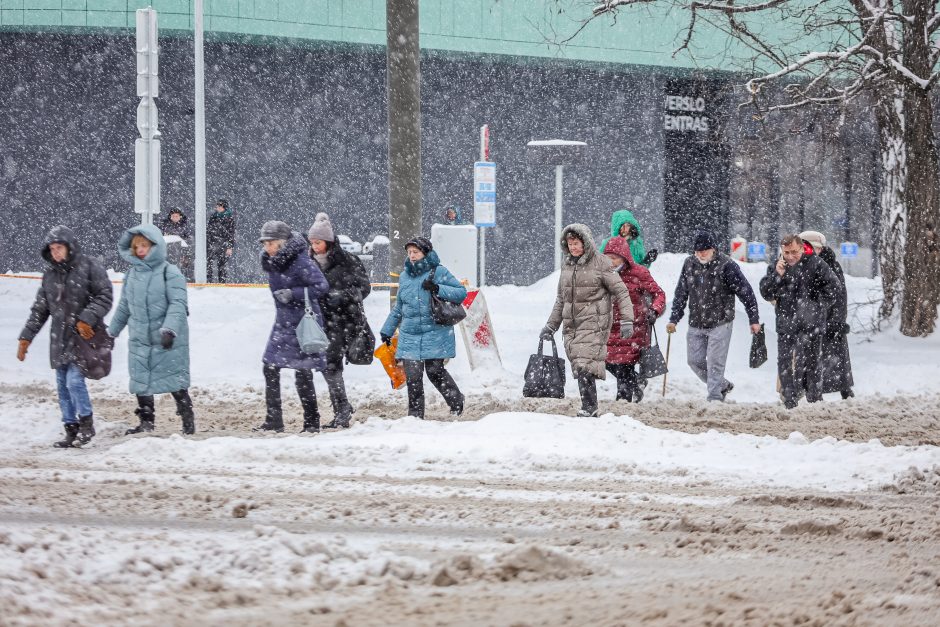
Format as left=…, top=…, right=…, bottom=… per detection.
left=541, top=212, right=853, bottom=416
left=18, top=205, right=854, bottom=448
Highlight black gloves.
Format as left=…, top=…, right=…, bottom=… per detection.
left=160, top=329, right=175, bottom=350
left=324, top=290, right=344, bottom=308
left=620, top=321, right=634, bottom=339
left=273, top=288, right=293, bottom=304
left=421, top=278, right=439, bottom=295
left=642, top=249, right=659, bottom=265
left=380, top=333, right=393, bottom=346
left=539, top=326, right=555, bottom=340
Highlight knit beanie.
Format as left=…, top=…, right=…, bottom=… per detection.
left=307, top=212, right=335, bottom=242
left=405, top=236, right=433, bottom=255
left=258, top=220, right=292, bottom=242
left=692, top=230, right=716, bottom=252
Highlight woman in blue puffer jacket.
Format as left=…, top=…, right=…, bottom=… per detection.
left=255, top=220, right=330, bottom=434
left=380, top=236, right=467, bottom=419
left=109, top=224, right=195, bottom=435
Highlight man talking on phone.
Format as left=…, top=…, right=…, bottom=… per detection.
left=759, top=234, right=841, bottom=409
left=666, top=230, right=762, bottom=402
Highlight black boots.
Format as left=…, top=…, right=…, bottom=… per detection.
left=53, top=423, right=79, bottom=448
left=577, top=372, right=598, bottom=417
left=173, top=390, right=196, bottom=435
left=76, top=414, right=95, bottom=445
left=126, top=401, right=156, bottom=435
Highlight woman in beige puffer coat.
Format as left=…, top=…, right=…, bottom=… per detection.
left=541, top=224, right=635, bottom=417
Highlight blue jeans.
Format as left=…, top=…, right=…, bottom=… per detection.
left=55, top=363, right=92, bottom=424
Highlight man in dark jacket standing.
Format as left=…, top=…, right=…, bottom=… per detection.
left=759, top=234, right=842, bottom=409
left=18, top=225, right=113, bottom=447
left=206, top=198, right=236, bottom=283
left=666, top=230, right=762, bottom=402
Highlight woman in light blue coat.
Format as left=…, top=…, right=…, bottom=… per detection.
left=109, top=224, right=195, bottom=435
left=380, top=236, right=467, bottom=419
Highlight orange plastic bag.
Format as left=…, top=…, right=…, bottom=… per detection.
left=374, top=336, right=407, bottom=390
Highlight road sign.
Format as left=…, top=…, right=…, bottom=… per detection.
left=840, top=242, right=859, bottom=258
left=473, top=161, right=496, bottom=227
left=747, top=241, right=767, bottom=261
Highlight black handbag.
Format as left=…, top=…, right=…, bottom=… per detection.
left=345, top=305, right=375, bottom=366
left=522, top=337, right=567, bottom=399
left=638, top=324, right=668, bottom=379
left=73, top=323, right=114, bottom=380
left=749, top=323, right=768, bottom=368
left=427, top=267, right=467, bottom=326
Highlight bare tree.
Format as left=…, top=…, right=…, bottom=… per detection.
left=559, top=0, right=940, bottom=335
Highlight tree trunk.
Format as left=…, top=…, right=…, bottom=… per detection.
left=900, top=88, right=940, bottom=336
left=874, top=91, right=906, bottom=323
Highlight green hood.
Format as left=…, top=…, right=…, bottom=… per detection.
left=600, top=210, right=648, bottom=267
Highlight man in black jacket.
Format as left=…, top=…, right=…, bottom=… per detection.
left=206, top=199, right=236, bottom=283
left=667, top=230, right=762, bottom=401
left=18, top=225, right=113, bottom=447
left=759, top=234, right=841, bottom=409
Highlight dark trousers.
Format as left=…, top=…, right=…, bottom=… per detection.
left=208, top=249, right=230, bottom=283
left=322, top=358, right=352, bottom=419
left=606, top=363, right=638, bottom=401
left=136, top=389, right=194, bottom=422
left=577, top=372, right=598, bottom=413
left=401, top=359, right=463, bottom=418
left=263, top=364, right=319, bottom=429
left=778, top=332, right=824, bottom=406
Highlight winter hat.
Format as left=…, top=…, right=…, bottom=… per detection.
left=307, top=212, right=335, bottom=242
left=258, top=220, right=292, bottom=242
left=405, top=236, right=433, bottom=255
left=692, top=230, right=716, bottom=252
left=799, top=230, right=826, bottom=250
left=216, top=199, right=228, bottom=209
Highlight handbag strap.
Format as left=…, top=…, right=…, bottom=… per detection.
left=537, top=336, right=560, bottom=359
left=650, top=323, right=659, bottom=347
left=303, top=287, right=314, bottom=315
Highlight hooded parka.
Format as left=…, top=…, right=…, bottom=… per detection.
left=313, top=243, right=372, bottom=365
left=262, top=234, right=330, bottom=371
left=546, top=224, right=635, bottom=380
left=817, top=246, right=854, bottom=394
left=20, top=226, right=113, bottom=369
left=600, top=210, right=648, bottom=267
left=380, top=250, right=467, bottom=361
left=108, top=224, right=190, bottom=395
left=604, top=237, right=666, bottom=365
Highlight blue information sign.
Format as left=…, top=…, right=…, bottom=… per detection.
left=840, top=242, right=859, bottom=258
left=747, top=242, right=767, bottom=261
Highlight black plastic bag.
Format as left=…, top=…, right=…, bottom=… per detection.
left=522, top=337, right=566, bottom=399
left=749, top=324, right=768, bottom=369
left=638, top=324, right=668, bottom=379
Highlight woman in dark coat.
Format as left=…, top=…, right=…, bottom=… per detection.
left=256, top=221, right=330, bottom=433
left=603, top=236, right=666, bottom=403
left=18, top=225, right=113, bottom=447
left=800, top=231, right=854, bottom=399
left=308, top=212, right=372, bottom=428
left=161, top=209, right=193, bottom=281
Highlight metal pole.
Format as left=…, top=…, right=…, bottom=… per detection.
left=386, top=0, right=422, bottom=305
left=479, top=125, right=487, bottom=288
left=134, top=8, right=160, bottom=226
left=554, top=164, right=563, bottom=272
left=193, top=0, right=208, bottom=283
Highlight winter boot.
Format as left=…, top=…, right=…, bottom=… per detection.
left=126, top=405, right=156, bottom=435
left=577, top=408, right=600, bottom=418
left=841, top=388, right=854, bottom=400
left=173, top=391, right=196, bottom=435
left=448, top=393, right=465, bottom=418
left=632, top=384, right=644, bottom=404
left=329, top=403, right=353, bottom=429
left=53, top=423, right=80, bottom=448
left=75, top=414, right=95, bottom=446
left=720, top=382, right=734, bottom=401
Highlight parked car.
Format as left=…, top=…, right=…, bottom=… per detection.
left=337, top=234, right=362, bottom=255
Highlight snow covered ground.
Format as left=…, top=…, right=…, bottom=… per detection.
left=2, top=254, right=940, bottom=625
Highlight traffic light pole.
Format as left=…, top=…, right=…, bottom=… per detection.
left=386, top=0, right=422, bottom=305
left=193, top=0, right=208, bottom=283
left=134, top=8, right=160, bottom=226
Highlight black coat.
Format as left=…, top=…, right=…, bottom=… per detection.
left=759, top=251, right=841, bottom=338
left=312, top=243, right=372, bottom=365
left=161, top=213, right=192, bottom=242
left=818, top=247, right=854, bottom=393
left=206, top=208, right=236, bottom=252
left=670, top=253, right=760, bottom=329
left=19, top=226, right=114, bottom=369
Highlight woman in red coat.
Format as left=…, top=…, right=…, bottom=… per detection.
left=604, top=236, right=666, bottom=402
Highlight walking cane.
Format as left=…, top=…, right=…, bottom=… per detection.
left=662, top=332, right=672, bottom=397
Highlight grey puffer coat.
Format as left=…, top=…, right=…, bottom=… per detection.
left=19, top=226, right=113, bottom=369
left=546, top=223, right=634, bottom=380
